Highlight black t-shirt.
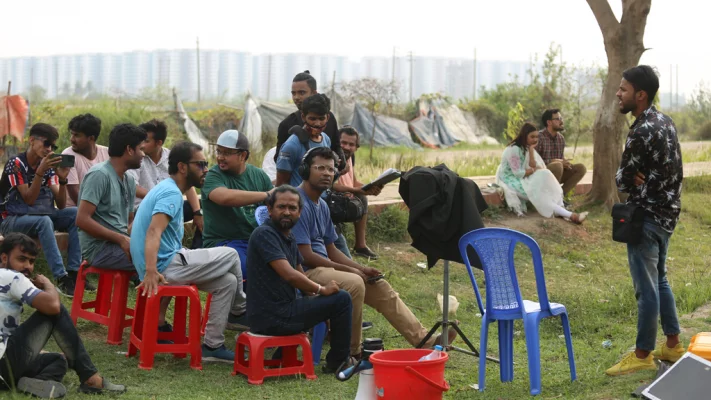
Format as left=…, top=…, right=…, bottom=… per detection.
left=275, top=111, right=353, bottom=167
left=246, top=220, right=304, bottom=331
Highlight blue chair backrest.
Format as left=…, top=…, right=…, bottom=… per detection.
left=254, top=205, right=269, bottom=226
left=458, top=228, right=552, bottom=319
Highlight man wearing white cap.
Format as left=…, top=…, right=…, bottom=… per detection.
left=201, top=130, right=273, bottom=300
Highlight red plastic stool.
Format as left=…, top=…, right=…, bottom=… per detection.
left=127, top=285, right=203, bottom=370
left=233, top=332, right=317, bottom=385
left=70, top=261, right=135, bottom=345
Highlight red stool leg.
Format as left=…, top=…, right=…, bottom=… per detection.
left=299, top=336, right=317, bottom=380
left=70, top=262, right=88, bottom=325
left=172, top=296, right=188, bottom=359
left=137, top=295, right=160, bottom=370
left=200, top=293, right=212, bottom=336
left=248, top=338, right=267, bottom=385
left=127, top=293, right=146, bottom=358
left=95, top=272, right=113, bottom=316
left=106, top=272, right=130, bottom=345
left=187, top=288, right=203, bottom=370
left=281, top=345, right=299, bottom=368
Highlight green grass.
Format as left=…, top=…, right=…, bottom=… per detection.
left=7, top=176, right=711, bottom=399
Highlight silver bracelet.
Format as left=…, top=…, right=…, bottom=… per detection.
left=316, top=284, right=322, bottom=294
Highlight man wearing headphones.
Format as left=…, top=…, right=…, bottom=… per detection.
left=201, top=130, right=273, bottom=317
left=292, top=147, right=457, bottom=358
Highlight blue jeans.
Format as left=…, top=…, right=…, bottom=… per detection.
left=0, top=207, right=81, bottom=279
left=333, top=232, right=352, bottom=259
left=627, top=219, right=681, bottom=351
left=217, top=239, right=248, bottom=281
left=251, top=290, right=353, bottom=368
left=0, top=304, right=98, bottom=385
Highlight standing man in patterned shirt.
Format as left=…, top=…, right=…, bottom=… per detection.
left=606, top=65, right=684, bottom=376
left=537, top=109, right=587, bottom=196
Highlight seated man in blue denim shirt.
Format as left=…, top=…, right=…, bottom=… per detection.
left=0, top=123, right=80, bottom=297
left=247, top=185, right=352, bottom=374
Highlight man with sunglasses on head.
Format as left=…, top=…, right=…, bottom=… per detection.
left=0, top=123, right=81, bottom=297
left=132, top=141, right=247, bottom=363
left=201, top=130, right=273, bottom=330
left=75, top=124, right=145, bottom=277
left=536, top=109, right=586, bottom=197
left=127, top=120, right=203, bottom=249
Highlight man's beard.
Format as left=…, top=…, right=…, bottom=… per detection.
left=274, top=216, right=298, bottom=230
left=188, top=171, right=205, bottom=189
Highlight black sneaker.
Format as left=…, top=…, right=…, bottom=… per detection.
left=353, top=247, right=379, bottom=260
left=322, top=356, right=357, bottom=375
left=226, top=312, right=250, bottom=331
left=362, top=321, right=374, bottom=331
left=68, top=270, right=96, bottom=292
left=158, top=323, right=174, bottom=344
left=56, top=275, right=76, bottom=298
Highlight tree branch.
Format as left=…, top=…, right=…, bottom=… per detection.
left=586, top=0, right=619, bottom=34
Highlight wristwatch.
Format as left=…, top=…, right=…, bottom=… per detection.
left=58, top=179, right=68, bottom=185
left=193, top=209, right=203, bottom=216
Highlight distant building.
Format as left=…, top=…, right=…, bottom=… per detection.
left=0, top=50, right=538, bottom=102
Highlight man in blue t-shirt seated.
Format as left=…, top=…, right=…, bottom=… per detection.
left=291, top=147, right=458, bottom=358
left=246, top=185, right=353, bottom=374
left=130, top=141, right=247, bottom=364
left=0, top=233, right=125, bottom=397
left=275, top=94, right=332, bottom=188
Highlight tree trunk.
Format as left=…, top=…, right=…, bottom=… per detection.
left=586, top=0, right=651, bottom=207
left=370, top=111, right=377, bottom=161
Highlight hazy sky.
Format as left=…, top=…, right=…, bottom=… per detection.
left=3, top=0, right=706, bottom=94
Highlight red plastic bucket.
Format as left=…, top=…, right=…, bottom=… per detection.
left=369, top=349, right=449, bottom=399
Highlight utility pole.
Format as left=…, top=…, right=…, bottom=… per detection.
left=669, top=64, right=672, bottom=110
left=196, top=37, right=201, bottom=103
left=675, top=64, right=679, bottom=109
left=408, top=51, right=414, bottom=103
left=473, top=48, right=477, bottom=100
left=266, top=54, right=272, bottom=101
left=391, top=46, right=396, bottom=84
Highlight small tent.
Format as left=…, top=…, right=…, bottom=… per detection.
left=238, top=95, right=298, bottom=153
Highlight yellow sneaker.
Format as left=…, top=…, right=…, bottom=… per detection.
left=605, top=352, right=656, bottom=376
left=651, top=343, right=686, bottom=363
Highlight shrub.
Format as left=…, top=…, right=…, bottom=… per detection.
left=697, top=121, right=711, bottom=140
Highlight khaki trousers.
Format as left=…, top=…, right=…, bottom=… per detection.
left=546, top=162, right=587, bottom=195
left=305, top=267, right=433, bottom=355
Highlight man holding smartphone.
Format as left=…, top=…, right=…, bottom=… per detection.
left=0, top=123, right=81, bottom=297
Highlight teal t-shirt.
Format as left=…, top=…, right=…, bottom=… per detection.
left=78, top=161, right=136, bottom=263
left=130, top=178, right=184, bottom=279
left=201, top=164, right=273, bottom=247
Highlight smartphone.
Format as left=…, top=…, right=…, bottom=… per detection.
left=50, top=154, right=75, bottom=168
left=366, top=274, right=385, bottom=283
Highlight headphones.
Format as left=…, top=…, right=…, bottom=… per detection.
left=297, top=147, right=339, bottom=181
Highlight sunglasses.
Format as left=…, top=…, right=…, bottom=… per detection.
left=34, top=137, right=58, bottom=151
left=187, top=160, right=209, bottom=169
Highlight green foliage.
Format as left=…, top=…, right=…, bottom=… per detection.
left=698, top=121, right=711, bottom=140
left=504, top=102, right=526, bottom=141
left=458, top=43, right=603, bottom=146
left=29, top=99, right=185, bottom=151
left=365, top=205, right=410, bottom=243
left=191, top=106, right=243, bottom=142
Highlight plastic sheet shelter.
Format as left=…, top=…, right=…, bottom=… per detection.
left=350, top=103, right=418, bottom=148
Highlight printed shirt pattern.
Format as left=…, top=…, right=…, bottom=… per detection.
left=616, top=106, right=683, bottom=232
left=0, top=269, right=41, bottom=360
left=535, top=129, right=566, bottom=165
left=1, top=152, right=58, bottom=218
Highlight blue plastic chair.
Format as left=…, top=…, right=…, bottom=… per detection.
left=458, top=227, right=576, bottom=396
left=254, top=206, right=327, bottom=365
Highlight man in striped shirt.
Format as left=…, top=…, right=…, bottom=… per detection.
left=0, top=123, right=81, bottom=297
left=536, top=109, right=587, bottom=195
